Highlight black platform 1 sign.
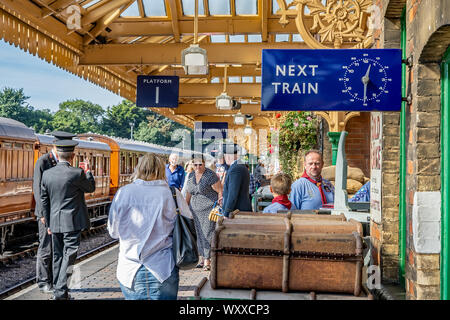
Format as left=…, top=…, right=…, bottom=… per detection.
left=136, top=75, right=179, bottom=108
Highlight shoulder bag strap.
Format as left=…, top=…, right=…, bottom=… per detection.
left=170, top=186, right=181, bottom=215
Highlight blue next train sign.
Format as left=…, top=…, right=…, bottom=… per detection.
left=261, top=49, right=402, bottom=112
left=136, top=75, right=179, bottom=108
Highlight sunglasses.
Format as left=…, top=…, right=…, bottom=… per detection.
left=193, top=163, right=203, bottom=167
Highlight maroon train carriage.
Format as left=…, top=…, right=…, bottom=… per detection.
left=35, top=133, right=112, bottom=226
left=0, top=117, right=37, bottom=253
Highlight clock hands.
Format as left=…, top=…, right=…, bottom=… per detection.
left=362, top=64, right=371, bottom=104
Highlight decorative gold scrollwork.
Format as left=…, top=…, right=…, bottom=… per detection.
left=276, top=0, right=374, bottom=49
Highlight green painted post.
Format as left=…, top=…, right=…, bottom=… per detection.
left=327, top=131, right=341, bottom=165
left=440, top=46, right=450, bottom=300
left=398, top=8, right=407, bottom=288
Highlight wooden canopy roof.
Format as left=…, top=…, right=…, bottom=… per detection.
left=0, top=0, right=373, bottom=137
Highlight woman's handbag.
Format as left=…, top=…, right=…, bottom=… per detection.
left=208, top=201, right=223, bottom=222
left=170, top=186, right=199, bottom=270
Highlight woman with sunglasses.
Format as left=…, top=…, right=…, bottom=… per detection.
left=185, top=155, right=222, bottom=271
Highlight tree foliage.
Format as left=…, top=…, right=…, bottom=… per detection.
left=102, top=100, right=148, bottom=138
left=134, top=113, right=192, bottom=147
left=51, top=99, right=104, bottom=133
left=278, top=111, right=319, bottom=179
left=0, top=87, right=192, bottom=147
left=0, top=87, right=34, bottom=125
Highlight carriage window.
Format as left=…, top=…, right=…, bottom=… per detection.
left=92, top=156, right=97, bottom=176
left=14, top=143, right=23, bottom=149
left=17, top=150, right=24, bottom=179
left=121, top=153, right=126, bottom=174
left=24, top=151, right=31, bottom=179
left=103, top=157, right=109, bottom=176
left=11, top=149, right=18, bottom=179
left=0, top=149, right=6, bottom=181
left=5, top=149, right=11, bottom=180
left=3, top=142, right=12, bottom=149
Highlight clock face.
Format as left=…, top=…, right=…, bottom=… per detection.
left=339, top=53, right=393, bottom=107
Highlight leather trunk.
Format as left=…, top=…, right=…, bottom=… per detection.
left=289, top=232, right=363, bottom=295
left=210, top=214, right=363, bottom=295
left=210, top=216, right=291, bottom=291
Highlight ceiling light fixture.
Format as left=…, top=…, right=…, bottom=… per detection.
left=234, top=113, right=245, bottom=125
left=216, top=65, right=232, bottom=110
left=181, top=0, right=208, bottom=75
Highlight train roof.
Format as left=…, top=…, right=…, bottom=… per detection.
left=112, top=136, right=198, bottom=158
left=78, top=133, right=210, bottom=160
left=0, top=117, right=37, bottom=142
left=36, top=134, right=111, bottom=152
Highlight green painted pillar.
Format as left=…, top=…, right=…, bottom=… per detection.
left=399, top=8, right=407, bottom=289
left=327, top=131, right=341, bottom=165
left=440, top=46, right=450, bottom=300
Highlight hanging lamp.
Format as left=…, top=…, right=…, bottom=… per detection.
left=181, top=0, right=208, bottom=75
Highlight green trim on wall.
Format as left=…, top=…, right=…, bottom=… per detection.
left=441, top=45, right=450, bottom=300
left=398, top=7, right=407, bottom=289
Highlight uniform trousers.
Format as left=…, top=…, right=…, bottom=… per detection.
left=52, top=231, right=81, bottom=299
left=36, top=219, right=52, bottom=288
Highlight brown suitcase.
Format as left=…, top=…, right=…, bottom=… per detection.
left=288, top=232, right=363, bottom=295
left=210, top=216, right=291, bottom=291
left=210, top=215, right=363, bottom=295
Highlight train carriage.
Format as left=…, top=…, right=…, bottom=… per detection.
left=0, top=117, right=207, bottom=253
left=0, top=117, right=37, bottom=251
left=35, top=134, right=112, bottom=224
left=78, top=134, right=200, bottom=194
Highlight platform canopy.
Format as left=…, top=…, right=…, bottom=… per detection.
left=0, top=0, right=373, bottom=135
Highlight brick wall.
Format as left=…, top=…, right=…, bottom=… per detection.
left=345, top=113, right=371, bottom=177
left=402, top=0, right=450, bottom=300
left=320, top=114, right=371, bottom=177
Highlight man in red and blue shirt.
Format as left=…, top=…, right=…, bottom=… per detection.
left=289, top=150, right=334, bottom=210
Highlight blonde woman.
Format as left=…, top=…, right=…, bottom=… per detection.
left=107, top=153, right=193, bottom=300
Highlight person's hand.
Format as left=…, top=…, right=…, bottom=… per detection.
left=84, top=158, right=91, bottom=172
left=40, top=217, right=45, bottom=225
left=218, top=196, right=223, bottom=206
left=47, top=228, right=52, bottom=235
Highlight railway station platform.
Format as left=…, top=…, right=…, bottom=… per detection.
left=5, top=244, right=384, bottom=301
left=6, top=245, right=209, bottom=301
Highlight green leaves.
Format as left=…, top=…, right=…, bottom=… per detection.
left=0, top=87, right=33, bottom=125
left=278, top=111, right=318, bottom=178
left=0, top=87, right=191, bottom=147
left=52, top=99, right=104, bottom=133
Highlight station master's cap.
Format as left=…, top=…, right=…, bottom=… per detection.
left=54, top=139, right=79, bottom=152
left=51, top=131, right=77, bottom=141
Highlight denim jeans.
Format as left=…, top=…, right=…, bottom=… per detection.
left=119, top=265, right=179, bottom=300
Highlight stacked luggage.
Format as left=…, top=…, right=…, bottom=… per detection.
left=210, top=211, right=364, bottom=296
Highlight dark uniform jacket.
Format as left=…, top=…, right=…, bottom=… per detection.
left=33, top=152, right=57, bottom=218
left=41, top=162, right=96, bottom=233
left=222, top=161, right=252, bottom=217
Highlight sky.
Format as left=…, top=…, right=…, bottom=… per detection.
left=0, top=40, right=124, bottom=112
